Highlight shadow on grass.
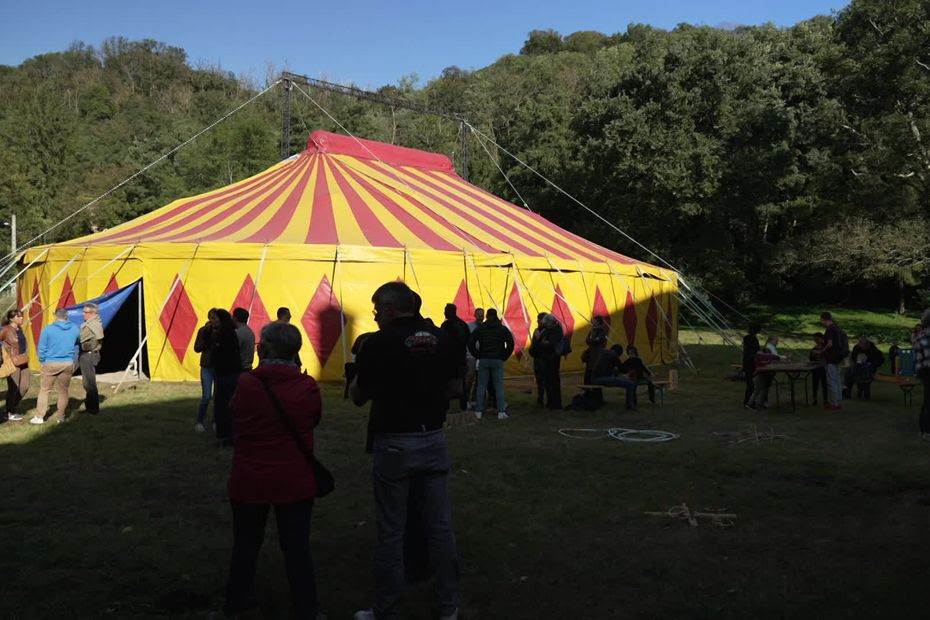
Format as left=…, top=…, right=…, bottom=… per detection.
left=1, top=354, right=929, bottom=619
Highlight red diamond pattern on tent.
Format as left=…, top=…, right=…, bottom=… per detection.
left=665, top=295, right=673, bottom=343
left=28, top=280, right=43, bottom=347
left=550, top=285, right=574, bottom=337
left=646, top=297, right=659, bottom=350
left=57, top=275, right=76, bottom=309
left=15, top=286, right=23, bottom=314
left=452, top=279, right=476, bottom=322
left=103, top=273, right=120, bottom=295
left=504, top=283, right=529, bottom=359
left=592, top=286, right=610, bottom=325
left=622, top=290, right=637, bottom=346
left=230, top=274, right=271, bottom=340
left=159, top=276, right=198, bottom=363
left=301, top=274, right=343, bottom=368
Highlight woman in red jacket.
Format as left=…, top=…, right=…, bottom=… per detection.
left=224, top=321, right=322, bottom=619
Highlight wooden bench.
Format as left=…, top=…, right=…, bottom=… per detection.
left=580, top=378, right=673, bottom=406
left=874, top=373, right=919, bottom=405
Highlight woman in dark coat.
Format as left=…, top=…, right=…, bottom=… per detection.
left=211, top=309, right=242, bottom=445
left=192, top=308, right=219, bottom=432
left=224, top=321, right=323, bottom=619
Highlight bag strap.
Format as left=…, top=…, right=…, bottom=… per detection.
left=256, top=376, right=315, bottom=467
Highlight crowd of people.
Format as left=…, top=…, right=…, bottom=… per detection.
left=0, top=303, right=103, bottom=424
left=741, top=310, right=930, bottom=435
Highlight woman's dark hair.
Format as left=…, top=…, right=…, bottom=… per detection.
left=214, top=308, right=234, bottom=328
left=3, top=309, right=22, bottom=325
left=748, top=322, right=762, bottom=334
left=207, top=308, right=219, bottom=320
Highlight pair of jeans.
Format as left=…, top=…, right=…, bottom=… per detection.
left=79, top=351, right=100, bottom=414
left=749, top=373, right=773, bottom=407
left=224, top=498, right=318, bottom=619
left=919, top=369, right=930, bottom=434
left=197, top=366, right=214, bottom=424
left=371, top=430, right=459, bottom=619
left=592, top=375, right=636, bottom=408
left=213, top=371, right=239, bottom=440
left=474, top=358, right=506, bottom=413
left=825, top=363, right=842, bottom=406
left=5, top=366, right=30, bottom=414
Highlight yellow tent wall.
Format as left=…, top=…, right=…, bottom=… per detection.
left=17, top=243, right=678, bottom=382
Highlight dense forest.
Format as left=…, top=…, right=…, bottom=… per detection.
left=1, top=0, right=928, bottom=311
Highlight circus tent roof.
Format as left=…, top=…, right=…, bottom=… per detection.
left=66, top=130, right=642, bottom=266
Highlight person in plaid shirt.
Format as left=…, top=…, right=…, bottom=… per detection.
left=913, top=309, right=930, bottom=439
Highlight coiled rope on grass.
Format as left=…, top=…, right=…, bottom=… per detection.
left=558, top=428, right=680, bottom=442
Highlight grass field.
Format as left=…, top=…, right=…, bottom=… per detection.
left=1, top=309, right=928, bottom=619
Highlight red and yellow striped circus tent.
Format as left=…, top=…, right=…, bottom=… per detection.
left=17, top=130, right=679, bottom=381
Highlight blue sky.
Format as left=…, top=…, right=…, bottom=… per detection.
left=1, top=0, right=849, bottom=88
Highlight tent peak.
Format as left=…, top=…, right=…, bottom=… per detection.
left=305, top=130, right=455, bottom=173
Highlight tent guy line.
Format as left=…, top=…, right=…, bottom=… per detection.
left=0, top=80, right=282, bottom=282
left=12, top=72, right=729, bottom=367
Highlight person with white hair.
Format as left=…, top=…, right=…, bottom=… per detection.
left=79, top=302, right=104, bottom=415
left=222, top=320, right=323, bottom=618
left=913, top=308, right=930, bottom=439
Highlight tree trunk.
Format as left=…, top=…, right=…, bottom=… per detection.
left=898, top=274, right=906, bottom=314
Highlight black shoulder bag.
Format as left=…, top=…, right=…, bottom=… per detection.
left=257, top=378, right=335, bottom=498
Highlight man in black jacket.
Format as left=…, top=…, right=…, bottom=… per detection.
left=467, top=308, right=514, bottom=420
left=350, top=281, right=461, bottom=620
left=441, top=303, right=471, bottom=410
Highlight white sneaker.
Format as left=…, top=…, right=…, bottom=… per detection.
left=470, top=410, right=481, bottom=420
left=194, top=423, right=205, bottom=433
left=353, top=610, right=376, bottom=620
left=7, top=413, right=23, bottom=421
left=497, top=411, right=509, bottom=420
left=29, top=416, right=45, bottom=425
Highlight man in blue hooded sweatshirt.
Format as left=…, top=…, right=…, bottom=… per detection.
left=30, top=308, right=79, bottom=424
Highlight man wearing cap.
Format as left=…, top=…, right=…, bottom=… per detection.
left=79, top=302, right=104, bottom=415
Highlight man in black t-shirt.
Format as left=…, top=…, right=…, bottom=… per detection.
left=350, top=281, right=461, bottom=620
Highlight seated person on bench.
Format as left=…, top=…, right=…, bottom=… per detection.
left=589, top=344, right=638, bottom=411
left=843, top=337, right=884, bottom=399
left=624, top=345, right=656, bottom=403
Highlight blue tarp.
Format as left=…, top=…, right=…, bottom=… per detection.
left=65, top=281, right=138, bottom=330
